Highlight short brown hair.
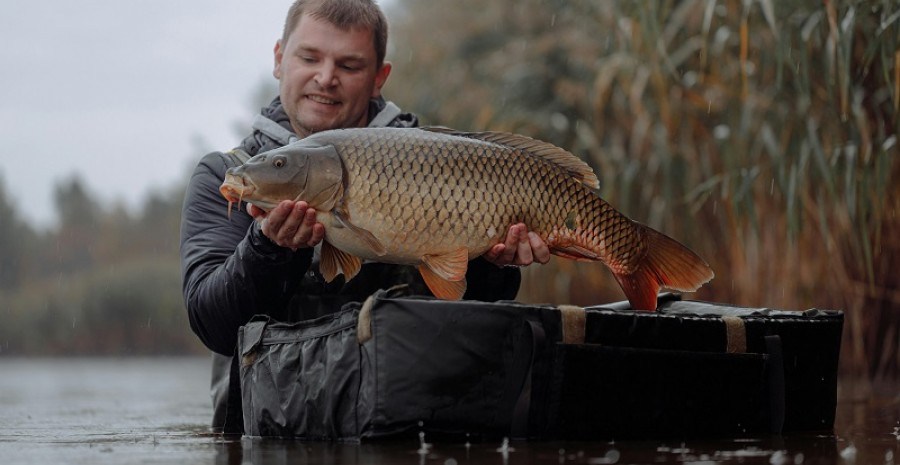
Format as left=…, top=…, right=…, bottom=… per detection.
left=282, top=0, right=389, bottom=67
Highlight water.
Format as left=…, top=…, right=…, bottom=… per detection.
left=0, top=357, right=897, bottom=465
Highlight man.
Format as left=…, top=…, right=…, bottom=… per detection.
left=180, top=0, right=549, bottom=432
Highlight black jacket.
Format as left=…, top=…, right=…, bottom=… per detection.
left=180, top=97, right=521, bottom=356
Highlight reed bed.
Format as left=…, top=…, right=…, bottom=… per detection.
left=389, top=0, right=899, bottom=385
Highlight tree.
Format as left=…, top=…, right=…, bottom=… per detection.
left=0, top=175, right=33, bottom=289
left=52, top=176, right=100, bottom=272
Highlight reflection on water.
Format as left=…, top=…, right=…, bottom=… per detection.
left=0, top=358, right=897, bottom=465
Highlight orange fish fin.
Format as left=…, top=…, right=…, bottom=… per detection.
left=421, top=247, right=470, bottom=281
left=418, top=264, right=467, bottom=300
left=332, top=209, right=387, bottom=256
left=613, top=224, right=715, bottom=311
left=550, top=244, right=600, bottom=261
left=420, top=126, right=599, bottom=189
left=320, top=240, right=362, bottom=283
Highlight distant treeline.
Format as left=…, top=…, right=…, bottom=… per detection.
left=1, top=1, right=898, bottom=387
left=0, top=176, right=204, bottom=355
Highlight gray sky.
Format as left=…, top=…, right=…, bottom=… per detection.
left=0, top=1, right=293, bottom=227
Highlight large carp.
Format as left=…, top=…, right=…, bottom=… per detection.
left=220, top=127, right=713, bottom=309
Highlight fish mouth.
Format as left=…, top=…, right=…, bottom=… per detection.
left=220, top=173, right=255, bottom=202
left=220, top=174, right=270, bottom=218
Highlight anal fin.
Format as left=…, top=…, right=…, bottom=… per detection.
left=550, top=244, right=601, bottom=261
left=418, top=265, right=467, bottom=300
left=418, top=247, right=470, bottom=300
left=421, top=247, right=469, bottom=281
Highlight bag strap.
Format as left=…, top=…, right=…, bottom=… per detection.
left=252, top=114, right=298, bottom=146
left=367, top=100, right=403, bottom=128
left=765, top=335, right=786, bottom=434
left=224, top=148, right=252, bottom=166
left=557, top=305, right=586, bottom=344
left=510, top=319, right=546, bottom=439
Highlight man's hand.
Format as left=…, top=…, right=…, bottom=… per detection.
left=482, top=223, right=551, bottom=267
left=248, top=200, right=325, bottom=250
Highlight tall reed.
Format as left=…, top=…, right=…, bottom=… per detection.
left=389, top=0, right=899, bottom=385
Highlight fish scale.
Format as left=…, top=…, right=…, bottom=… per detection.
left=220, top=126, right=713, bottom=309
left=329, top=128, right=640, bottom=271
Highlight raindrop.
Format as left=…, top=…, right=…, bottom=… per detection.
left=770, top=450, right=789, bottom=465
left=417, top=431, right=432, bottom=455
left=551, top=112, right=569, bottom=132
left=496, top=437, right=515, bottom=453
left=587, top=448, right=621, bottom=464
left=713, top=125, right=731, bottom=140
left=839, top=443, right=857, bottom=463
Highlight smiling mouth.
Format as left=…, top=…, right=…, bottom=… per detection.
left=306, top=94, right=340, bottom=105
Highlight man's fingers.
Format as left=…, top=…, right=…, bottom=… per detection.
left=528, top=232, right=551, bottom=264
left=306, top=223, right=326, bottom=248
left=256, top=200, right=323, bottom=250
left=290, top=206, right=319, bottom=245
left=261, top=200, right=293, bottom=235
left=514, top=226, right=534, bottom=265
left=498, top=224, right=523, bottom=264
left=483, top=243, right=505, bottom=262
left=247, top=203, right=265, bottom=219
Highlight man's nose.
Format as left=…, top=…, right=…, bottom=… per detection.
left=315, top=62, right=338, bottom=87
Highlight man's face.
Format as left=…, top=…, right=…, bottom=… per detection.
left=274, top=13, right=391, bottom=138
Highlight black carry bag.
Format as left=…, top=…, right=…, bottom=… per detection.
left=237, top=289, right=843, bottom=441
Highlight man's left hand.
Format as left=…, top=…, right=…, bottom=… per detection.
left=482, top=223, right=551, bottom=267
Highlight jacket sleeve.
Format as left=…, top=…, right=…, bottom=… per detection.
left=463, top=256, right=521, bottom=301
left=180, top=152, right=313, bottom=355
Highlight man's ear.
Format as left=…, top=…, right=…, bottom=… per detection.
left=273, top=39, right=284, bottom=79
left=371, top=62, right=392, bottom=97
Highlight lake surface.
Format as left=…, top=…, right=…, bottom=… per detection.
left=0, top=357, right=896, bottom=464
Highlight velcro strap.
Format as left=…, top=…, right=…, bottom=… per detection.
left=722, top=316, right=747, bottom=353
left=558, top=305, right=586, bottom=344
left=356, top=294, right=375, bottom=344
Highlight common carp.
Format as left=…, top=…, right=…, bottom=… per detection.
left=219, top=127, right=713, bottom=309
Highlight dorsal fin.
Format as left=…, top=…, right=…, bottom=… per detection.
left=420, top=126, right=599, bottom=190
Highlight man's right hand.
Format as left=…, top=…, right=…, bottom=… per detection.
left=248, top=200, right=325, bottom=250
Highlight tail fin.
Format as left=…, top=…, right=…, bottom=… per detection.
left=613, top=224, right=714, bottom=310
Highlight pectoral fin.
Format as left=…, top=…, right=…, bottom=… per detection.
left=333, top=209, right=387, bottom=256
left=320, top=240, right=362, bottom=282
left=418, top=247, right=469, bottom=300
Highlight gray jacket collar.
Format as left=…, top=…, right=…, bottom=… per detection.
left=251, top=99, right=405, bottom=146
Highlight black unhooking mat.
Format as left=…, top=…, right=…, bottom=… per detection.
left=237, top=289, right=843, bottom=441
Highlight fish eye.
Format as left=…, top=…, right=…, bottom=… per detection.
left=273, top=157, right=285, bottom=168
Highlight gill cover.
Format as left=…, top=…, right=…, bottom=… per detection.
left=297, top=143, right=344, bottom=212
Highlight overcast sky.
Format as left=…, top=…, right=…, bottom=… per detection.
left=0, top=1, right=303, bottom=227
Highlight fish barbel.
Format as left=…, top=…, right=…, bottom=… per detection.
left=219, top=127, right=713, bottom=309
